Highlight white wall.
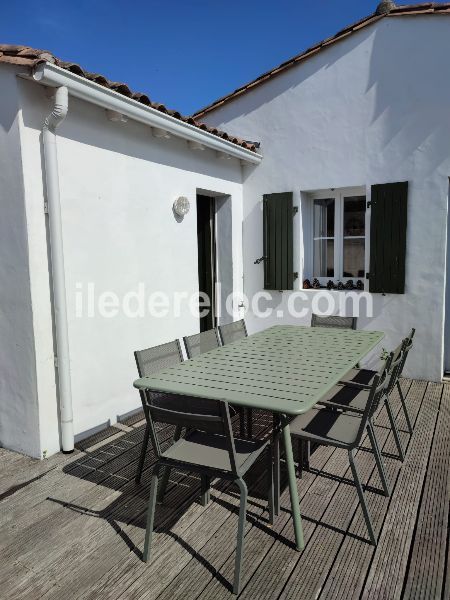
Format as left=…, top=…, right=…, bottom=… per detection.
left=0, top=67, right=44, bottom=456
left=202, top=16, right=450, bottom=382
left=15, top=76, right=244, bottom=452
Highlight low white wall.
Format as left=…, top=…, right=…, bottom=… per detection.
left=0, top=67, right=44, bottom=457
left=202, top=15, right=450, bottom=381
left=17, top=77, right=244, bottom=451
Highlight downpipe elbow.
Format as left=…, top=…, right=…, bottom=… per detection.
left=43, top=86, right=68, bottom=132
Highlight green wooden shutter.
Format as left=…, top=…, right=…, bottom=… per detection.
left=263, top=192, right=295, bottom=290
left=369, top=182, right=408, bottom=294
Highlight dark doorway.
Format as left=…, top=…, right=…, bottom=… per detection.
left=196, top=195, right=216, bottom=332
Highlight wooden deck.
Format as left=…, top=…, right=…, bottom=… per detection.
left=0, top=379, right=448, bottom=600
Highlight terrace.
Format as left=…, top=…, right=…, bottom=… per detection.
left=1, top=376, right=448, bottom=600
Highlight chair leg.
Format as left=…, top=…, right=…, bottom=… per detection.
left=297, top=438, right=303, bottom=479
left=233, top=478, right=248, bottom=595
left=367, top=421, right=390, bottom=497
left=239, top=408, right=246, bottom=438
left=303, top=440, right=310, bottom=471
left=200, top=474, right=211, bottom=507
left=385, top=398, right=405, bottom=461
left=157, top=425, right=183, bottom=503
left=247, top=408, right=253, bottom=439
left=273, top=415, right=280, bottom=516
left=143, top=467, right=160, bottom=562
left=348, top=450, right=377, bottom=546
left=397, top=380, right=413, bottom=434
left=267, top=446, right=274, bottom=525
left=135, top=423, right=150, bottom=483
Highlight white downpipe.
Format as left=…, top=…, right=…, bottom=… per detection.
left=42, top=86, right=74, bottom=453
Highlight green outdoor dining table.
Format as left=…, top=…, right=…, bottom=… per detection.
left=133, top=324, right=384, bottom=551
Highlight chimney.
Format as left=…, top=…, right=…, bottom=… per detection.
left=375, top=0, right=397, bottom=15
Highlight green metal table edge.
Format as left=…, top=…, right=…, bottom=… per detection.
left=133, top=325, right=384, bottom=417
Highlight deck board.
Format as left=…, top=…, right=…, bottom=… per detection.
left=362, top=382, right=443, bottom=599
left=317, top=378, right=424, bottom=599
left=402, top=383, right=450, bottom=600
left=0, top=379, right=448, bottom=600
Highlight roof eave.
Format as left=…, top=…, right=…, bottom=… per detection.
left=22, top=62, right=262, bottom=165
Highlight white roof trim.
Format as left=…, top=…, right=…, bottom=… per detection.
left=28, top=63, right=262, bottom=164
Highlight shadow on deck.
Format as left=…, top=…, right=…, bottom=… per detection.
left=0, top=379, right=448, bottom=600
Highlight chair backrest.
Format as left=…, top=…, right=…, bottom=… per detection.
left=134, top=340, right=218, bottom=414
left=355, top=354, right=392, bottom=443
left=398, top=328, right=415, bottom=378
left=218, top=319, right=248, bottom=345
left=134, top=339, right=188, bottom=418
left=145, top=393, right=241, bottom=476
left=311, top=314, right=357, bottom=330
left=183, top=328, right=221, bottom=359
left=134, top=339, right=183, bottom=377
left=386, top=338, right=408, bottom=396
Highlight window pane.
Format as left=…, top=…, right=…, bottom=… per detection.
left=343, top=238, right=365, bottom=278
left=314, top=198, right=335, bottom=238
left=343, top=196, right=365, bottom=237
left=314, top=239, right=334, bottom=277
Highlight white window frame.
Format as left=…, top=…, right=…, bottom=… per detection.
left=306, top=186, right=367, bottom=287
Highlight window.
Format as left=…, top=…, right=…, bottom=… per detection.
left=309, top=188, right=367, bottom=286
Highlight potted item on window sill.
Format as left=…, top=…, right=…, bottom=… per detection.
left=303, top=278, right=365, bottom=291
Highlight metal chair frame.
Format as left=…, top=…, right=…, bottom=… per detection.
left=339, top=328, right=415, bottom=437
left=218, top=319, right=248, bottom=345
left=395, top=329, right=415, bottom=434
left=134, top=340, right=185, bottom=489
left=141, top=389, right=274, bottom=595
left=328, top=330, right=416, bottom=463
left=218, top=320, right=254, bottom=439
left=183, top=329, right=222, bottom=359
left=322, top=340, right=406, bottom=461
left=185, top=327, right=252, bottom=439
left=293, top=357, right=392, bottom=546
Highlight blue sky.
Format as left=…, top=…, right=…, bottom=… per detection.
left=0, top=1, right=437, bottom=115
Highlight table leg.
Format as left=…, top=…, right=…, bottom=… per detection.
left=272, top=414, right=280, bottom=516
left=281, top=417, right=304, bottom=551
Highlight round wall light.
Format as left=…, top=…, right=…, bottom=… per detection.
left=173, top=196, right=190, bottom=217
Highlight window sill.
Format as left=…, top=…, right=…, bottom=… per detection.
left=303, top=278, right=366, bottom=292
left=301, top=287, right=367, bottom=293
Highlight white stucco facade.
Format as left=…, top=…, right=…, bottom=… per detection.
left=203, top=15, right=450, bottom=383
left=0, top=66, right=43, bottom=457
left=1, top=13, right=450, bottom=458
left=1, top=71, right=245, bottom=457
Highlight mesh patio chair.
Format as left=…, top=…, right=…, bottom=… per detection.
left=395, top=329, right=415, bottom=433
left=218, top=320, right=253, bottom=438
left=134, top=340, right=184, bottom=489
left=218, top=319, right=248, bottom=345
left=311, top=314, right=357, bottom=329
left=289, top=357, right=392, bottom=546
left=183, top=328, right=222, bottom=358
left=135, top=339, right=228, bottom=498
left=141, top=391, right=274, bottom=595
left=304, top=314, right=358, bottom=461
left=340, top=328, right=415, bottom=435
left=184, top=328, right=251, bottom=438
left=319, top=338, right=408, bottom=462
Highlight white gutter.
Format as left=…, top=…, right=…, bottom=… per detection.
left=42, top=86, right=74, bottom=453
left=32, top=63, right=262, bottom=165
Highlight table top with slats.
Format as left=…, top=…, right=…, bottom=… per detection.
left=133, top=325, right=384, bottom=415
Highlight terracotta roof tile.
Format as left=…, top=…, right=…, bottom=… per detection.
left=193, top=2, right=450, bottom=118
left=0, top=44, right=256, bottom=152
